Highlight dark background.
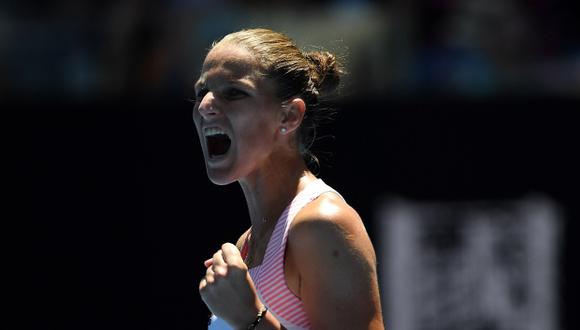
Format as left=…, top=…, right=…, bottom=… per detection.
left=10, top=1, right=579, bottom=329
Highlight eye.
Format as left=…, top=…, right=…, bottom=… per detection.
left=222, top=88, right=248, bottom=100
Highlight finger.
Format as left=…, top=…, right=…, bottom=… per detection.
left=212, top=250, right=227, bottom=267
left=204, top=258, right=213, bottom=268
left=199, top=277, right=207, bottom=291
left=205, top=267, right=215, bottom=284
left=221, top=242, right=243, bottom=265
left=211, top=250, right=228, bottom=277
left=206, top=265, right=215, bottom=277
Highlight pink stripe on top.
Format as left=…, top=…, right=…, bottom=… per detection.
left=248, top=179, right=343, bottom=330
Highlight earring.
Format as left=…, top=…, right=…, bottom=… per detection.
left=280, top=127, right=287, bottom=134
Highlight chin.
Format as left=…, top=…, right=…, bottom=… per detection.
left=208, top=176, right=235, bottom=186
left=205, top=166, right=237, bottom=186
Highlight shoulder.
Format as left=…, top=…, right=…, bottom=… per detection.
left=288, top=191, right=376, bottom=269
left=290, top=191, right=370, bottom=245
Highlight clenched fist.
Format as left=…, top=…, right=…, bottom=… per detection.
left=199, top=243, right=262, bottom=328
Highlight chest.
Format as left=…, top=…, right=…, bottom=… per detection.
left=243, top=233, right=301, bottom=298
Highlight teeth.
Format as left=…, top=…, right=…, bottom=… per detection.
left=204, top=127, right=227, bottom=137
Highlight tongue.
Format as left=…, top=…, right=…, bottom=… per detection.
left=207, top=134, right=231, bottom=157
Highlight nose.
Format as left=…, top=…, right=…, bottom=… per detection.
left=197, top=92, right=220, bottom=119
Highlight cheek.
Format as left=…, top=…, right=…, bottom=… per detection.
left=192, top=110, right=203, bottom=130
left=191, top=114, right=205, bottom=145
left=234, top=115, right=276, bottom=150
left=192, top=106, right=201, bottom=121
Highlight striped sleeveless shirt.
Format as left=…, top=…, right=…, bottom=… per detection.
left=208, top=178, right=343, bottom=330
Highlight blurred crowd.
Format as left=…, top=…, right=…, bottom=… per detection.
left=1, top=0, right=578, bottom=101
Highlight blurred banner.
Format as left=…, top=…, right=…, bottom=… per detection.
left=377, top=196, right=561, bottom=330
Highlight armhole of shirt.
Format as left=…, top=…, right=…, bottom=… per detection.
left=240, top=231, right=250, bottom=261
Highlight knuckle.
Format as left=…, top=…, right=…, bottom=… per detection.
left=223, top=242, right=237, bottom=252
left=213, top=265, right=227, bottom=277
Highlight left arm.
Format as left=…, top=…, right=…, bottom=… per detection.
left=287, top=197, right=384, bottom=330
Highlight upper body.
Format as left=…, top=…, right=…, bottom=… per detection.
left=193, top=28, right=384, bottom=330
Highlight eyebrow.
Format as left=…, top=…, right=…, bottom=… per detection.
left=194, top=75, right=256, bottom=93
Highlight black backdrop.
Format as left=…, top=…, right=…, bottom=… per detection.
left=19, top=95, right=578, bottom=329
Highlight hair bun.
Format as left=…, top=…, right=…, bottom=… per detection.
left=304, top=51, right=342, bottom=97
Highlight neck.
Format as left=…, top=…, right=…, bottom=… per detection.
left=238, top=154, right=316, bottom=238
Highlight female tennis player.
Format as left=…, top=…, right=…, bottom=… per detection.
left=193, top=28, right=384, bottom=330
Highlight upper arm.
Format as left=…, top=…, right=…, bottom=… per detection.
left=288, top=196, right=384, bottom=330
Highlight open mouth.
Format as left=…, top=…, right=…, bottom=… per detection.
left=204, top=127, right=231, bottom=158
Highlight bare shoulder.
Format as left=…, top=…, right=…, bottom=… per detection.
left=294, top=191, right=358, bottom=225
left=289, top=191, right=377, bottom=267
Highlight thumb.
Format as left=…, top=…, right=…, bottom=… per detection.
left=221, top=243, right=242, bottom=265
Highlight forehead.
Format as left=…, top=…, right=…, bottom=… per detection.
left=197, top=44, right=262, bottom=86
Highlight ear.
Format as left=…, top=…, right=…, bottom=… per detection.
left=280, top=98, right=306, bottom=134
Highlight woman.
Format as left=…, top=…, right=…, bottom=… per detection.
left=193, top=28, right=384, bottom=330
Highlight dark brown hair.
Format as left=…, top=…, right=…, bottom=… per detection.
left=212, top=28, right=344, bottom=171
